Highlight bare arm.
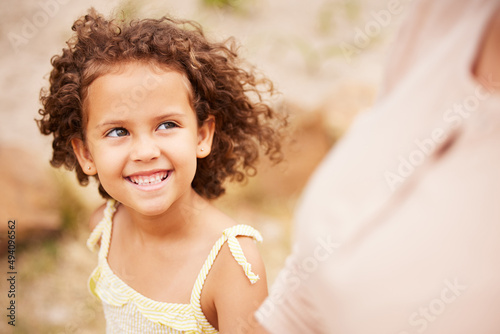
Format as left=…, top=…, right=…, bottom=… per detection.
left=203, top=236, right=268, bottom=333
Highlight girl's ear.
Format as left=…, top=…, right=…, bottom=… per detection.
left=197, top=115, right=215, bottom=159
left=71, top=138, right=97, bottom=175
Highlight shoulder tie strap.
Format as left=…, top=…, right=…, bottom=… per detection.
left=224, top=225, right=263, bottom=284
left=86, top=199, right=117, bottom=256
left=190, top=224, right=263, bottom=310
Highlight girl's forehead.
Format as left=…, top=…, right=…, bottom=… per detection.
left=84, top=59, right=190, bottom=89
left=84, top=60, right=194, bottom=110
left=99, top=61, right=190, bottom=86
left=88, top=65, right=191, bottom=104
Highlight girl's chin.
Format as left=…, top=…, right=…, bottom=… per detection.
left=116, top=199, right=173, bottom=218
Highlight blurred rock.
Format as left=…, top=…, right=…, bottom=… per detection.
left=0, top=145, right=61, bottom=252
left=254, top=103, right=335, bottom=199
left=251, top=82, right=376, bottom=201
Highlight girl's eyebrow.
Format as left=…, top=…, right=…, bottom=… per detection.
left=95, top=112, right=188, bottom=130
left=95, top=120, right=124, bottom=130
left=153, top=112, right=188, bottom=122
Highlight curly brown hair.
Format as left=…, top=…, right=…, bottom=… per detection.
left=37, top=8, right=285, bottom=199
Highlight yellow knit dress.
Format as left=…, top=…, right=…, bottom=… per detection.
left=87, top=199, right=262, bottom=333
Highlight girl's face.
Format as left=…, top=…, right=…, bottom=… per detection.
left=72, top=62, right=214, bottom=217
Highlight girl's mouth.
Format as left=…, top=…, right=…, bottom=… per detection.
left=126, top=170, right=170, bottom=186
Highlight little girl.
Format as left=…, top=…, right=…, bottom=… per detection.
left=37, top=8, right=284, bottom=333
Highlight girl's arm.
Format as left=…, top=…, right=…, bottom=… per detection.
left=202, top=236, right=268, bottom=333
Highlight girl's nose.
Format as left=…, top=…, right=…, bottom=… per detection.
left=130, top=135, right=161, bottom=162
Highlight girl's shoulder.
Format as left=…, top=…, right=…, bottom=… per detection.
left=199, top=205, right=267, bottom=330
left=89, top=202, right=107, bottom=232
left=194, top=200, right=235, bottom=234
left=86, top=201, right=115, bottom=251
left=195, top=201, right=265, bottom=284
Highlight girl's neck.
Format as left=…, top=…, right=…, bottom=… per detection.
left=119, top=189, right=210, bottom=245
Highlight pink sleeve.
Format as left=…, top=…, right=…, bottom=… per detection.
left=380, top=0, right=484, bottom=96
left=255, top=254, right=322, bottom=333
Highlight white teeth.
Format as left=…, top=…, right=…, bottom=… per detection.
left=129, top=171, right=168, bottom=186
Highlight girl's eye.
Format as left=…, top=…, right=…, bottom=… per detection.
left=157, top=122, right=178, bottom=130
left=106, top=128, right=129, bottom=137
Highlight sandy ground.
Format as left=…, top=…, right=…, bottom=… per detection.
left=0, top=0, right=411, bottom=332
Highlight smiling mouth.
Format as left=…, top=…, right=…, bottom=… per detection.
left=126, top=171, right=170, bottom=186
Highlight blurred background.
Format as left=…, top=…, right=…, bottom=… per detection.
left=0, top=0, right=411, bottom=332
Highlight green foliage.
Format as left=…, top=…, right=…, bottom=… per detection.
left=317, top=0, right=361, bottom=35
left=116, top=0, right=143, bottom=21
left=18, top=238, right=59, bottom=280
left=202, top=0, right=242, bottom=9
left=57, top=175, right=88, bottom=235
left=201, top=0, right=252, bottom=13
